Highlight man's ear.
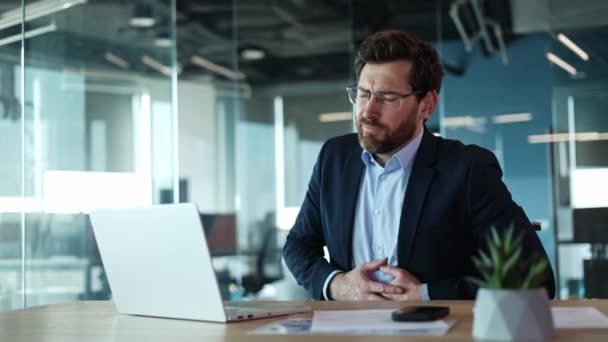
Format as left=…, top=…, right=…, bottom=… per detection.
left=418, top=90, right=438, bottom=120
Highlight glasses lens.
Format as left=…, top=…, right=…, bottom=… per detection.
left=346, top=86, right=357, bottom=104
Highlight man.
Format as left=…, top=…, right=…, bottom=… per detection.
left=283, top=30, right=555, bottom=301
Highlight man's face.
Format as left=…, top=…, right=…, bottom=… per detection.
left=355, top=60, right=424, bottom=155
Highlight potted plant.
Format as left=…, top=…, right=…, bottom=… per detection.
left=470, top=226, right=555, bottom=341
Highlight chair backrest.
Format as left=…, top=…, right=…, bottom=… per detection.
left=242, top=226, right=284, bottom=295
left=200, top=213, right=237, bottom=256
left=257, top=228, right=284, bottom=282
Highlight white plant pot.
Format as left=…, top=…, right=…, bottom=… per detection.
left=473, top=288, right=555, bottom=341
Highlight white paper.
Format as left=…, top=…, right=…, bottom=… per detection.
left=250, top=318, right=312, bottom=335
left=553, top=307, right=608, bottom=329
left=310, top=309, right=454, bottom=336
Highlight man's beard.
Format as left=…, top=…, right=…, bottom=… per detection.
left=357, top=115, right=418, bottom=154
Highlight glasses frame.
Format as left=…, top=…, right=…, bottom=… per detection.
left=346, top=84, right=423, bottom=110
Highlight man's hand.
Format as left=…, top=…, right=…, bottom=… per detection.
left=329, top=258, right=404, bottom=300
left=379, top=266, right=422, bottom=301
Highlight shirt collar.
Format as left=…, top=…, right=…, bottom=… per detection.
left=361, top=128, right=424, bottom=172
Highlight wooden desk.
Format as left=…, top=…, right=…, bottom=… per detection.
left=0, top=300, right=607, bottom=342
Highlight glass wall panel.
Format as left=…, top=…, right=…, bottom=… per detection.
left=1, top=0, right=178, bottom=310
left=441, top=33, right=557, bottom=266
left=0, top=0, right=26, bottom=312
left=173, top=0, right=239, bottom=300
left=551, top=22, right=608, bottom=299
left=172, top=0, right=355, bottom=300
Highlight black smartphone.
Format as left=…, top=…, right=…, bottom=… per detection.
left=391, top=306, right=450, bottom=322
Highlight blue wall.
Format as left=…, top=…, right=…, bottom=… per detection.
left=436, top=34, right=556, bottom=267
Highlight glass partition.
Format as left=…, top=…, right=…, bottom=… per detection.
left=2, top=1, right=608, bottom=309
left=0, top=0, right=177, bottom=311
left=0, top=0, right=26, bottom=312
left=551, top=24, right=608, bottom=299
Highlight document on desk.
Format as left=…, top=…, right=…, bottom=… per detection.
left=309, top=309, right=455, bottom=336
left=250, top=318, right=313, bottom=335
left=553, top=307, right=608, bottom=329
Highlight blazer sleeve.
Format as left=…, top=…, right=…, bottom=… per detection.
left=282, top=142, right=342, bottom=300
left=427, top=146, right=556, bottom=299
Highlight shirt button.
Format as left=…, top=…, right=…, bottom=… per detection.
left=380, top=175, right=386, bottom=181
left=373, top=209, right=380, bottom=215
left=374, top=245, right=381, bottom=251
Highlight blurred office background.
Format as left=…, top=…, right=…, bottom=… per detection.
left=1, top=0, right=607, bottom=310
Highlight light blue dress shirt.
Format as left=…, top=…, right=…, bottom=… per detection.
left=322, top=129, right=430, bottom=300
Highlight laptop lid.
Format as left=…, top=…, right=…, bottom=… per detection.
left=90, top=203, right=228, bottom=322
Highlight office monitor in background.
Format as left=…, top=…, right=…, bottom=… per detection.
left=89, top=203, right=310, bottom=323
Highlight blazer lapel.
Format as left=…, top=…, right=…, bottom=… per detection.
left=397, top=128, right=438, bottom=266
left=339, top=147, right=364, bottom=269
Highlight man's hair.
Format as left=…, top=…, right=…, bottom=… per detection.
left=354, top=30, right=444, bottom=100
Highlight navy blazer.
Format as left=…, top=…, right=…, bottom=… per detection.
left=283, top=127, right=556, bottom=300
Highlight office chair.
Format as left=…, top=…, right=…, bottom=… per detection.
left=241, top=227, right=284, bottom=295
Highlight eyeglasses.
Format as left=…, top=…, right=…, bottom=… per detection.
left=346, top=84, right=423, bottom=109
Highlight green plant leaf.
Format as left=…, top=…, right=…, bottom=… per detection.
left=504, top=226, right=514, bottom=253
left=489, top=243, right=501, bottom=272
left=501, top=246, right=522, bottom=278
left=480, top=267, right=494, bottom=284
left=512, top=233, right=523, bottom=252
left=491, top=226, right=501, bottom=248
left=479, top=250, right=492, bottom=267
left=491, top=268, right=502, bottom=288
left=524, top=258, right=549, bottom=289
left=470, top=223, right=542, bottom=290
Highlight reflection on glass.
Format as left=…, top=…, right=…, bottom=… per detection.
left=0, top=0, right=177, bottom=311
left=0, top=0, right=27, bottom=312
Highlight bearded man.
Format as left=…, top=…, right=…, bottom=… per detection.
left=283, top=30, right=555, bottom=301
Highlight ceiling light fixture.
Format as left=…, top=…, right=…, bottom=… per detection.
left=492, top=112, right=533, bottom=124
left=154, top=32, right=172, bottom=48
left=546, top=52, right=577, bottom=76
left=191, top=55, right=246, bottom=81
left=241, top=48, right=265, bottom=61
left=443, top=115, right=488, bottom=127
left=528, top=132, right=608, bottom=144
left=0, top=0, right=86, bottom=31
left=129, top=2, right=155, bottom=28
left=0, top=21, right=57, bottom=47
left=557, top=33, right=589, bottom=61
left=141, top=55, right=171, bottom=76
left=318, top=112, right=352, bottom=123
left=105, top=52, right=129, bottom=69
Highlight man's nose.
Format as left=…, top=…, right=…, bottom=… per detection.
left=362, top=94, right=382, bottom=118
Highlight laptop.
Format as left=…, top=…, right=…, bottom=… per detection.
left=89, top=203, right=310, bottom=323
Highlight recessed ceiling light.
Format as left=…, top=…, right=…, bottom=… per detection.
left=191, top=55, right=246, bottom=81
left=546, top=52, right=577, bottom=76
left=241, top=48, right=265, bottom=61
left=142, top=55, right=171, bottom=76
left=557, top=33, right=589, bottom=61
left=318, top=112, right=352, bottom=123
left=104, top=52, right=129, bottom=69
left=130, top=3, right=155, bottom=28
left=130, top=17, right=155, bottom=28
left=154, top=32, right=172, bottom=48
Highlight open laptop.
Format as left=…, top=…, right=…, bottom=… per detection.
left=89, top=203, right=310, bottom=323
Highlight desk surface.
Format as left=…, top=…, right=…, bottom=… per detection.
left=0, top=300, right=607, bottom=342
